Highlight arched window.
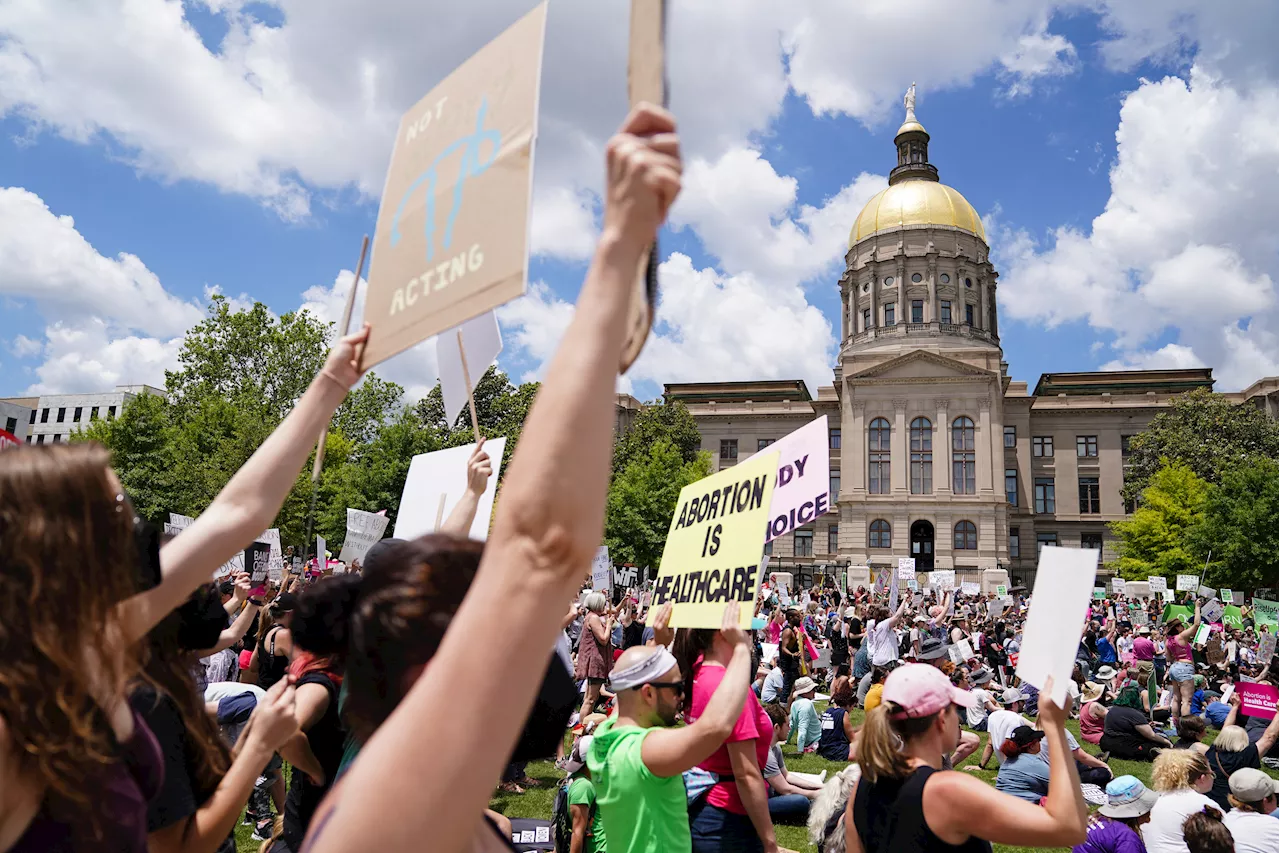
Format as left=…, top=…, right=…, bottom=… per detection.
left=868, top=417, right=891, bottom=495
left=952, top=416, right=976, bottom=495
left=869, top=519, right=892, bottom=549
left=954, top=521, right=977, bottom=550
left=910, top=417, right=932, bottom=494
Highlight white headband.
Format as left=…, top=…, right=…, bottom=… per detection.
left=608, top=647, right=678, bottom=692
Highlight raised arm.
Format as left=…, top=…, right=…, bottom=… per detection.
left=1178, top=600, right=1202, bottom=642
left=122, top=326, right=369, bottom=644
left=439, top=440, right=493, bottom=537
left=885, top=597, right=911, bottom=631
left=304, top=104, right=682, bottom=853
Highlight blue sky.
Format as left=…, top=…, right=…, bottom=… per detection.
left=0, top=0, right=1275, bottom=402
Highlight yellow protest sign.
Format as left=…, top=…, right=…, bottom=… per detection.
left=648, top=451, right=778, bottom=628
left=360, top=2, right=547, bottom=369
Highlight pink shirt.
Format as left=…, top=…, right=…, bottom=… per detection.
left=1132, top=636, right=1154, bottom=661
left=766, top=620, right=783, bottom=644
left=1166, top=635, right=1193, bottom=662
left=688, top=659, right=772, bottom=815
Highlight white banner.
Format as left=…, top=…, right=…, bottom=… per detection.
left=1112, top=577, right=1126, bottom=593
left=961, top=581, right=980, bottom=595
left=1017, top=546, right=1098, bottom=706
left=929, top=570, right=955, bottom=591
left=394, top=438, right=507, bottom=541
left=744, top=416, right=830, bottom=544
left=339, top=509, right=391, bottom=564
left=260, top=528, right=285, bottom=582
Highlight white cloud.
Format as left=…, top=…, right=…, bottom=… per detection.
left=22, top=317, right=184, bottom=395
left=529, top=187, right=598, bottom=261
left=997, top=30, right=1078, bottom=97
left=495, top=281, right=577, bottom=383
left=997, top=67, right=1279, bottom=390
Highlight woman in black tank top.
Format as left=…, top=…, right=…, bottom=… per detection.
left=844, top=665, right=1088, bottom=853
left=252, top=594, right=295, bottom=690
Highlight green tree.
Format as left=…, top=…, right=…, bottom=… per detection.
left=1122, top=388, right=1278, bottom=507
left=1187, top=457, right=1279, bottom=593
left=604, top=439, right=712, bottom=570
left=612, top=399, right=703, bottom=474
left=333, top=375, right=405, bottom=445
left=73, top=391, right=177, bottom=523
left=1109, top=459, right=1209, bottom=581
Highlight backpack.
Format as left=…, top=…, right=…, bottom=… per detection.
left=552, top=778, right=595, bottom=853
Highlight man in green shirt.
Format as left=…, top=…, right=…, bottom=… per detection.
left=565, top=736, right=607, bottom=853
left=586, top=602, right=752, bottom=853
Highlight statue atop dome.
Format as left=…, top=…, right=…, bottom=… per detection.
left=903, top=82, right=917, bottom=122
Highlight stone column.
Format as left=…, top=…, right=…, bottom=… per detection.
left=934, top=398, right=950, bottom=494
left=893, top=399, right=908, bottom=493
left=977, top=397, right=994, bottom=494
left=870, top=266, right=879, bottom=332
left=927, top=258, right=939, bottom=324
left=895, top=258, right=906, bottom=328
left=840, top=282, right=849, bottom=340
left=849, top=398, right=865, bottom=491
left=979, top=275, right=989, bottom=333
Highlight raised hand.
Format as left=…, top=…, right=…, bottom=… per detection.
left=651, top=601, right=674, bottom=648
left=719, top=601, right=746, bottom=649
left=466, top=438, right=493, bottom=495
left=320, top=322, right=371, bottom=391
left=231, top=571, right=252, bottom=602
left=603, top=103, right=681, bottom=250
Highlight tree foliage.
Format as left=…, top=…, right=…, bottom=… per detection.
left=604, top=439, right=712, bottom=571
left=612, top=399, right=702, bottom=474
left=1187, top=457, right=1279, bottom=593
left=1122, top=388, right=1278, bottom=507
left=1109, top=460, right=1209, bottom=581
left=76, top=296, right=539, bottom=554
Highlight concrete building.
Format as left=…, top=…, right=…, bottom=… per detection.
left=0, top=385, right=165, bottom=445
left=662, top=100, right=1278, bottom=589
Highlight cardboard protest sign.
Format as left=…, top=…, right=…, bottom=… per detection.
left=948, top=638, right=974, bottom=665
left=394, top=438, right=507, bottom=541
left=996, top=584, right=1008, bottom=598
left=1016, top=545, right=1099, bottom=706
left=961, top=582, right=980, bottom=596
left=1232, top=590, right=1243, bottom=605
left=1147, top=576, right=1168, bottom=593
left=246, top=542, right=271, bottom=586
left=1193, top=623, right=1211, bottom=646
left=438, top=310, right=502, bottom=426
left=591, top=547, right=612, bottom=592
left=1258, top=632, right=1277, bottom=664
left=614, top=564, right=639, bottom=589
left=165, top=512, right=195, bottom=537
left=1197, top=584, right=1216, bottom=600
left=1236, top=682, right=1278, bottom=720
left=1112, top=578, right=1126, bottom=593
left=648, top=450, right=778, bottom=628
left=742, top=416, right=829, bottom=544
left=1176, top=575, right=1199, bottom=592
left=1161, top=589, right=1174, bottom=602
left=1132, top=609, right=1149, bottom=628
left=898, top=557, right=917, bottom=580
left=930, top=570, right=955, bottom=591
left=988, top=598, right=1006, bottom=618
left=1201, top=598, right=1225, bottom=625
left=259, top=529, right=285, bottom=582
left=360, top=2, right=547, bottom=368
left=888, top=562, right=900, bottom=611
left=1255, top=599, right=1279, bottom=630
left=339, top=509, right=391, bottom=564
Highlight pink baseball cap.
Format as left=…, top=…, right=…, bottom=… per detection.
left=882, top=663, right=978, bottom=719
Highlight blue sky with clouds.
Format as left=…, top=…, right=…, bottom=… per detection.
left=0, top=0, right=1275, bottom=403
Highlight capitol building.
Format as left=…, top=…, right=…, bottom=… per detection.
left=642, top=96, right=1278, bottom=588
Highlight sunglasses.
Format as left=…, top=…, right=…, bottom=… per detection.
left=643, top=681, right=686, bottom=696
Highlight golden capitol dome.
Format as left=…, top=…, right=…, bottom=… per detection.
left=849, top=84, right=985, bottom=247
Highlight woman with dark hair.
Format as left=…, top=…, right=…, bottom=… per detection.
left=816, top=678, right=859, bottom=762
left=672, top=625, right=781, bottom=853
left=1180, top=807, right=1232, bottom=853
left=1171, top=716, right=1209, bottom=754
left=845, top=666, right=1088, bottom=853
left=1099, top=684, right=1171, bottom=760
left=297, top=103, right=686, bottom=853
left=0, top=325, right=370, bottom=852
left=249, top=593, right=296, bottom=690
left=1164, top=603, right=1202, bottom=726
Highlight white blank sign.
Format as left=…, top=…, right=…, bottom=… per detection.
left=394, top=438, right=506, bottom=541
left=1016, top=545, right=1099, bottom=706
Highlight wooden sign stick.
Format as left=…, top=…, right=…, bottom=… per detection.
left=434, top=494, right=447, bottom=532
left=619, top=0, right=666, bottom=373
left=456, top=329, right=482, bottom=441
left=312, top=235, right=370, bottom=483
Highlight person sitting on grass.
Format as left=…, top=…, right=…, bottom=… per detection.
left=817, top=679, right=860, bottom=762
left=1099, top=684, right=1170, bottom=761
left=1171, top=716, right=1209, bottom=754
left=1179, top=807, right=1232, bottom=853
left=995, top=725, right=1052, bottom=804
left=1222, top=768, right=1278, bottom=853
left=1143, top=749, right=1218, bottom=853
left=788, top=677, right=821, bottom=753
left=1072, top=775, right=1160, bottom=853
left=762, top=704, right=822, bottom=824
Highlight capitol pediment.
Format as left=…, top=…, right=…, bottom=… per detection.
left=848, top=350, right=995, bottom=383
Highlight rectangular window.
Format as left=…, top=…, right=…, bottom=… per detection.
left=90, top=406, right=99, bottom=421
left=794, top=529, right=814, bottom=558
left=1078, top=477, right=1100, bottom=514
left=884, top=303, right=896, bottom=326
left=1077, top=435, right=1098, bottom=458
left=940, top=301, right=952, bottom=324
left=828, top=525, right=840, bottom=555
left=1037, top=532, right=1058, bottom=553
left=757, top=438, right=774, bottom=451
left=56, top=407, right=65, bottom=423
left=40, top=408, right=49, bottom=423
left=28, top=409, right=36, bottom=425
left=1009, top=527, right=1020, bottom=559
left=1005, top=469, right=1018, bottom=506
left=829, top=428, right=841, bottom=450
left=1034, top=477, right=1056, bottom=514
left=1004, top=425, right=1016, bottom=448
left=52, top=434, right=61, bottom=443
left=862, top=308, right=871, bottom=331
left=952, top=421, right=976, bottom=496
left=4, top=417, right=16, bottom=434
left=73, top=407, right=82, bottom=422
left=830, top=471, right=840, bottom=503
left=910, top=423, right=932, bottom=495
left=1121, top=435, right=1133, bottom=457
left=763, top=540, right=773, bottom=556
left=911, top=300, right=924, bottom=323
left=719, top=439, right=738, bottom=461
left=1032, top=436, right=1054, bottom=457
left=108, top=406, right=116, bottom=419
left=965, top=303, right=974, bottom=326
left=36, top=434, right=44, bottom=444
left=1081, top=533, right=1103, bottom=552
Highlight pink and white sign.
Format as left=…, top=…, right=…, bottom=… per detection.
left=744, top=416, right=830, bottom=544
left=1236, top=682, right=1278, bottom=720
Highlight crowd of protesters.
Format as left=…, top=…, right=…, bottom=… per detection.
left=1, top=101, right=1275, bottom=853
